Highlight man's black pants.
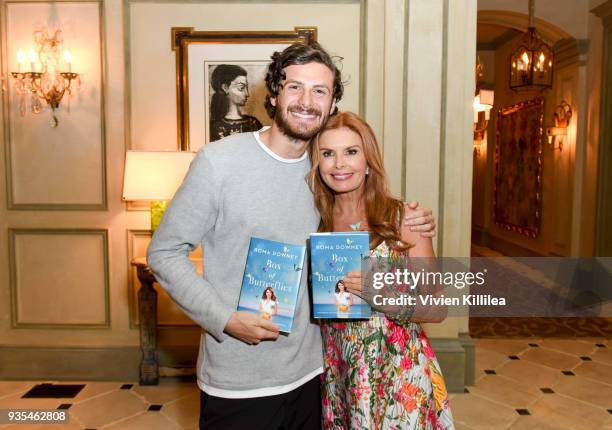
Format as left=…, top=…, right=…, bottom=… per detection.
left=199, top=376, right=322, bottom=430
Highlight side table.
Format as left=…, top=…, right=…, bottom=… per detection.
left=131, top=257, right=159, bottom=385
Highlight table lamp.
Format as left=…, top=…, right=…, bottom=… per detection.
left=122, top=150, right=196, bottom=231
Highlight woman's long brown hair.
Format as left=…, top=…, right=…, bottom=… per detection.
left=307, top=112, right=409, bottom=250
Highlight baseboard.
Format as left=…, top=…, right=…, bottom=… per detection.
left=430, top=337, right=472, bottom=393
left=458, top=333, right=475, bottom=386
left=0, top=346, right=142, bottom=381
left=471, top=227, right=546, bottom=257
left=0, top=345, right=199, bottom=381
left=0, top=341, right=472, bottom=393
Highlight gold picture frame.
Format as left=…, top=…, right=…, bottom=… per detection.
left=171, top=27, right=317, bottom=151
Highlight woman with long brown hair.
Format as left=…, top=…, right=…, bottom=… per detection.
left=308, top=112, right=454, bottom=429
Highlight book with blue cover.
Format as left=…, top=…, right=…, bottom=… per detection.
left=237, top=237, right=306, bottom=333
left=310, top=232, right=371, bottom=319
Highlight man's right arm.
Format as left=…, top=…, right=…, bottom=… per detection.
left=146, top=149, right=279, bottom=343
left=147, top=150, right=233, bottom=341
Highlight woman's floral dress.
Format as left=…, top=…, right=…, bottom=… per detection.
left=321, top=242, right=454, bottom=430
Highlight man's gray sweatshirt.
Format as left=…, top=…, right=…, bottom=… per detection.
left=147, top=130, right=323, bottom=396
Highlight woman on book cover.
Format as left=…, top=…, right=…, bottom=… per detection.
left=209, top=64, right=263, bottom=142
left=308, top=111, right=454, bottom=429
left=259, top=287, right=278, bottom=320
left=334, top=280, right=352, bottom=317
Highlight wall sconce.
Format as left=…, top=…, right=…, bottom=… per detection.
left=10, top=29, right=80, bottom=128
left=122, top=151, right=196, bottom=232
left=546, top=100, right=572, bottom=151
left=473, top=89, right=494, bottom=154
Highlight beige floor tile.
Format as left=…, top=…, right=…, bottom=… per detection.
left=70, top=389, right=147, bottom=428
left=573, top=360, right=612, bottom=386
left=450, top=393, right=518, bottom=430
left=508, top=415, right=572, bottom=430
left=520, top=347, right=581, bottom=371
left=0, top=381, right=38, bottom=399
left=132, top=380, right=197, bottom=405
left=496, top=359, right=562, bottom=388
left=575, top=337, right=609, bottom=346
left=468, top=375, right=541, bottom=409
left=473, top=339, right=532, bottom=356
left=104, top=411, right=183, bottom=430
left=529, top=393, right=610, bottom=430
left=474, top=348, right=509, bottom=373
left=539, top=339, right=598, bottom=356
left=454, top=422, right=476, bottom=430
left=162, top=392, right=199, bottom=429
left=592, top=347, right=612, bottom=365
left=4, top=424, right=82, bottom=430
left=0, top=393, right=60, bottom=410
left=601, top=416, right=612, bottom=430
left=73, top=381, right=121, bottom=402
left=552, top=374, right=612, bottom=409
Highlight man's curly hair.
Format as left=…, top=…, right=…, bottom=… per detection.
left=264, top=42, right=344, bottom=118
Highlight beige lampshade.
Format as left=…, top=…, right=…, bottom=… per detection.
left=478, top=89, right=494, bottom=107
left=122, top=151, right=196, bottom=201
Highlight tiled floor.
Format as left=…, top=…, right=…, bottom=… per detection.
left=1, top=337, right=611, bottom=429
left=455, top=337, right=612, bottom=429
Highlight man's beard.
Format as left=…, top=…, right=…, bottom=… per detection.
left=274, top=104, right=329, bottom=141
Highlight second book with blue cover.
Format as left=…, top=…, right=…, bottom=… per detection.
left=310, top=232, right=371, bottom=319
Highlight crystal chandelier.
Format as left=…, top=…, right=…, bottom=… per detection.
left=11, top=29, right=80, bottom=127
left=509, top=0, right=553, bottom=91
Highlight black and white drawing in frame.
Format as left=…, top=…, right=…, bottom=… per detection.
left=204, top=61, right=270, bottom=143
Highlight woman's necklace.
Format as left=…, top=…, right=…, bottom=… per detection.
left=349, top=222, right=361, bottom=231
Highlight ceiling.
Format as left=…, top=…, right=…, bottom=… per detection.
left=477, top=23, right=521, bottom=50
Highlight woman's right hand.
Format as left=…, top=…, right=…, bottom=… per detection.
left=342, top=271, right=363, bottom=298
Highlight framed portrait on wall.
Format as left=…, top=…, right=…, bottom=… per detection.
left=172, top=27, right=317, bottom=151
left=494, top=97, right=544, bottom=238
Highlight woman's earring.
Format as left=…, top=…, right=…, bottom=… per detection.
left=365, top=167, right=370, bottom=175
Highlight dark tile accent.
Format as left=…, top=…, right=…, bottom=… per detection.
left=120, top=384, right=133, bottom=390
left=57, top=403, right=72, bottom=410
left=484, top=369, right=497, bottom=375
left=580, top=356, right=592, bottom=361
left=148, top=404, right=163, bottom=411
left=562, top=370, right=575, bottom=376
left=508, top=355, right=520, bottom=360
left=528, top=343, right=539, bottom=347
left=596, top=344, right=606, bottom=348
left=516, top=409, right=531, bottom=416
left=464, top=388, right=470, bottom=393
left=540, top=388, right=554, bottom=394
left=22, top=383, right=85, bottom=399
